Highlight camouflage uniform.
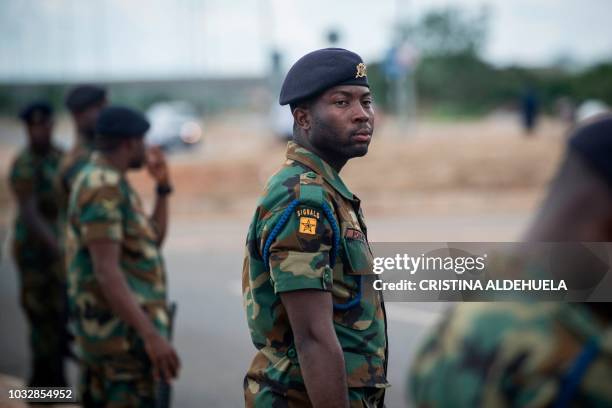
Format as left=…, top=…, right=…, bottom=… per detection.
left=243, top=141, right=389, bottom=407
left=410, top=302, right=612, bottom=407
left=66, top=152, right=169, bottom=407
left=9, top=146, right=68, bottom=386
left=56, top=140, right=94, bottom=228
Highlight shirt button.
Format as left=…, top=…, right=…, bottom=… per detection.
left=287, top=347, right=297, bottom=359
left=322, top=268, right=332, bottom=286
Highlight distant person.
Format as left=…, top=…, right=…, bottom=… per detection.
left=9, top=101, right=68, bottom=387
left=56, top=84, right=107, bottom=218
left=521, top=86, right=539, bottom=135
left=409, top=115, right=612, bottom=407
left=66, top=106, right=179, bottom=406
left=242, top=48, right=388, bottom=407
left=555, top=96, right=576, bottom=127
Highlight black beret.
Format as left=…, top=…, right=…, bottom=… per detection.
left=65, top=84, right=107, bottom=112
left=569, top=114, right=612, bottom=188
left=279, top=48, right=369, bottom=106
left=95, top=106, right=150, bottom=139
left=19, top=101, right=53, bottom=124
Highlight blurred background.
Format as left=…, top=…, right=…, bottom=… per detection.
left=0, top=0, right=611, bottom=406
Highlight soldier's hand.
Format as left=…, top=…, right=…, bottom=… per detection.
left=144, top=333, right=180, bottom=382
left=146, top=146, right=170, bottom=186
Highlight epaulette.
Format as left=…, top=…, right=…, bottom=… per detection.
left=298, top=171, right=324, bottom=207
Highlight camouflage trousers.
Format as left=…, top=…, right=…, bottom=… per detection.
left=79, top=353, right=156, bottom=408
left=14, top=246, right=68, bottom=387
left=244, top=377, right=386, bottom=408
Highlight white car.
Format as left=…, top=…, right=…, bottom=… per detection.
left=146, top=101, right=203, bottom=150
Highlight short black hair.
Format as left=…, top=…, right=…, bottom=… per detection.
left=19, top=101, right=53, bottom=124
left=65, top=85, right=107, bottom=113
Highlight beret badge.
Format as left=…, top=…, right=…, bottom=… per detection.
left=355, top=62, right=367, bottom=79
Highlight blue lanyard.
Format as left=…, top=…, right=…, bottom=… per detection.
left=262, top=199, right=361, bottom=310
left=554, top=337, right=600, bottom=408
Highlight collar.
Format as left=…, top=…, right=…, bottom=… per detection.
left=90, top=152, right=122, bottom=175
left=285, top=141, right=355, bottom=201
left=78, top=134, right=95, bottom=151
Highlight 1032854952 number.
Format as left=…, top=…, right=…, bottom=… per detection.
left=6, top=388, right=75, bottom=402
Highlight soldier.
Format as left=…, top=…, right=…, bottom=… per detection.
left=66, top=106, right=179, bottom=406
left=9, top=101, right=67, bottom=387
left=243, top=48, right=389, bottom=407
left=409, top=115, right=612, bottom=407
left=57, top=84, right=107, bottom=218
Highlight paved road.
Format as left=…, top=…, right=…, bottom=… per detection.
left=0, top=213, right=527, bottom=407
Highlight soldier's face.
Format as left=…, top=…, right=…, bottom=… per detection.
left=128, top=136, right=147, bottom=169
left=28, top=118, right=53, bottom=152
left=309, top=85, right=374, bottom=160
left=75, top=99, right=107, bottom=138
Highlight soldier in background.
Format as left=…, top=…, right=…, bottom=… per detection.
left=409, top=115, right=612, bottom=407
left=66, top=106, right=179, bottom=406
left=8, top=101, right=67, bottom=387
left=57, top=84, right=107, bottom=217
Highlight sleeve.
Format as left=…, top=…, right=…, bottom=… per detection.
left=263, top=203, right=335, bottom=294
left=8, top=156, right=35, bottom=197
left=77, top=182, right=123, bottom=244
left=409, top=312, right=485, bottom=407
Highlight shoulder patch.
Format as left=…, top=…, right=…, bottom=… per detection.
left=296, top=206, right=321, bottom=236
left=296, top=207, right=321, bottom=220
left=298, top=215, right=318, bottom=235
left=87, top=167, right=120, bottom=188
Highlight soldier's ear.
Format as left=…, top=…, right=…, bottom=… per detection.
left=293, top=107, right=311, bottom=131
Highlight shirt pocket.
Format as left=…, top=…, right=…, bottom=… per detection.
left=331, top=226, right=379, bottom=331
left=124, top=193, right=158, bottom=243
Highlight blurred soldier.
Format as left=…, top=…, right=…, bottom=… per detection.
left=66, top=106, right=179, bottom=406
left=410, top=115, right=612, bottom=407
left=243, top=48, right=389, bottom=407
left=9, top=101, right=67, bottom=387
left=57, top=84, right=107, bottom=218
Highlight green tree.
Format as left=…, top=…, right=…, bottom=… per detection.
left=405, top=6, right=489, bottom=58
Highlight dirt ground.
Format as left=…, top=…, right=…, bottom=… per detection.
left=0, top=112, right=566, bottom=227
left=133, top=112, right=566, bottom=222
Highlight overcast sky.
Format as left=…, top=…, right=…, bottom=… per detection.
left=1, top=0, right=611, bottom=82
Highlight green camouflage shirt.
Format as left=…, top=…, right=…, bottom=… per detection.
left=66, top=152, right=168, bottom=362
left=56, top=140, right=93, bottom=225
left=243, top=141, right=388, bottom=394
left=9, top=146, right=63, bottom=249
left=410, top=302, right=612, bottom=407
